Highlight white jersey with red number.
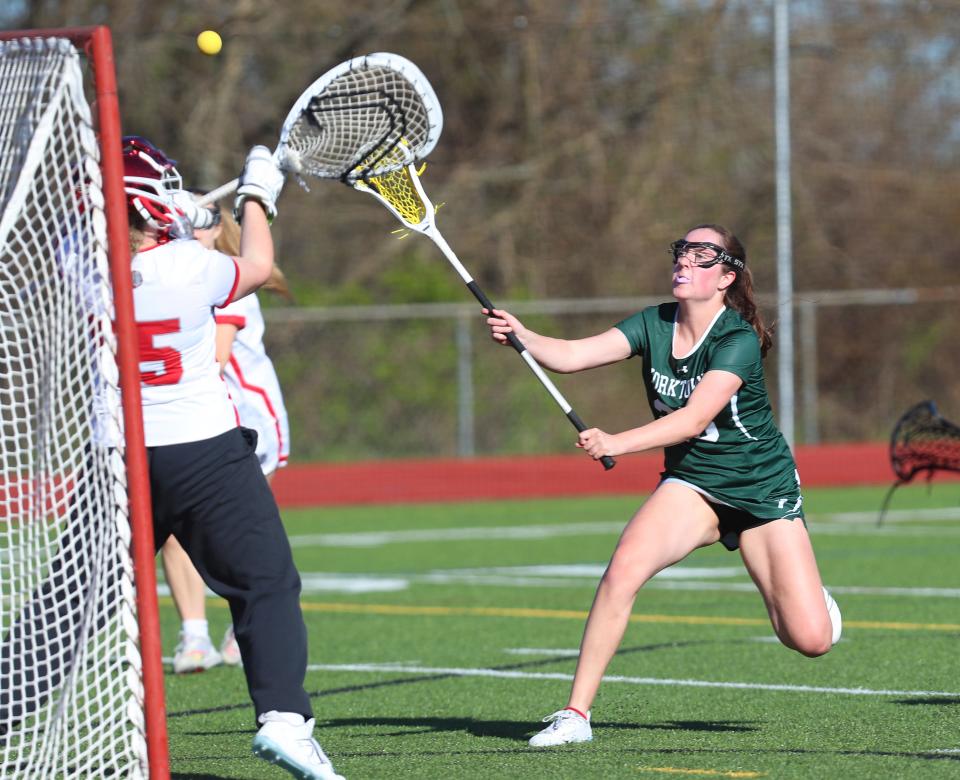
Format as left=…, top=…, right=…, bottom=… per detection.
left=132, top=239, right=239, bottom=447
left=215, top=293, right=290, bottom=473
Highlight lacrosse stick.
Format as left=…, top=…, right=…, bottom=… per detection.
left=877, top=400, right=960, bottom=525
left=196, top=52, right=442, bottom=206
left=354, top=159, right=616, bottom=470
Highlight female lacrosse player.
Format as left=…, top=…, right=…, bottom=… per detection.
left=161, top=200, right=292, bottom=672
left=124, top=137, right=343, bottom=780
left=485, top=224, right=841, bottom=748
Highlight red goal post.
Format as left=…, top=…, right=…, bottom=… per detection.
left=0, top=26, right=167, bottom=779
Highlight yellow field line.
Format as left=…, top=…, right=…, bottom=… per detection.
left=159, top=597, right=960, bottom=632
left=638, top=768, right=765, bottom=778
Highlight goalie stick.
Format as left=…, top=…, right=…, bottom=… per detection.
left=197, top=51, right=442, bottom=205
left=201, top=53, right=612, bottom=469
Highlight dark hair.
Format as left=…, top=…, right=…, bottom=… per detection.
left=214, top=204, right=294, bottom=302
left=128, top=206, right=147, bottom=255
left=691, top=223, right=773, bottom=357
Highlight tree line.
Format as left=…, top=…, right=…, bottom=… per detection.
left=15, top=0, right=960, bottom=458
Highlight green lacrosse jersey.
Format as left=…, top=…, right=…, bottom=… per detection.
left=615, top=303, right=802, bottom=520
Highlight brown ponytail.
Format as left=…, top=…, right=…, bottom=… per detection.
left=214, top=203, right=294, bottom=302
left=692, top=223, right=773, bottom=357
left=129, top=207, right=147, bottom=256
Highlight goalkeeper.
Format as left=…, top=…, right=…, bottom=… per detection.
left=485, top=224, right=841, bottom=749
left=124, top=137, right=343, bottom=780
left=160, top=201, right=293, bottom=675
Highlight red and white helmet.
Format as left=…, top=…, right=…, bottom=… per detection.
left=122, top=135, right=187, bottom=236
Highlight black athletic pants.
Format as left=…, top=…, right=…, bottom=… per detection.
left=148, top=426, right=312, bottom=721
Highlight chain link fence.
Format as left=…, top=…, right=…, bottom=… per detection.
left=261, top=287, right=960, bottom=462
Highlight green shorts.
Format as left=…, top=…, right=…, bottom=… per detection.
left=712, top=502, right=804, bottom=551
left=661, top=477, right=805, bottom=552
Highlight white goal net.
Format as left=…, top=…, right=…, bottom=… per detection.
left=0, top=37, right=147, bottom=778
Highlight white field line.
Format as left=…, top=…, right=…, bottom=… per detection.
left=405, top=564, right=960, bottom=597
left=304, top=661, right=960, bottom=698
left=504, top=647, right=581, bottom=656
left=805, top=523, right=960, bottom=537
left=642, top=581, right=960, bottom=599
left=410, top=571, right=960, bottom=598
left=434, top=564, right=744, bottom=579
left=287, top=521, right=626, bottom=548
left=824, top=507, right=960, bottom=524
left=157, top=563, right=960, bottom=598
left=287, top=510, right=960, bottom=549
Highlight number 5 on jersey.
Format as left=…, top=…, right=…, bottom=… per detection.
left=137, top=319, right=183, bottom=385
left=653, top=398, right=719, bottom=442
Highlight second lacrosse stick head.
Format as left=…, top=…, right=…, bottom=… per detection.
left=889, top=400, right=960, bottom=483
left=279, top=52, right=443, bottom=184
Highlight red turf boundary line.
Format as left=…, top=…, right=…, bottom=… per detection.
left=271, top=442, right=944, bottom=508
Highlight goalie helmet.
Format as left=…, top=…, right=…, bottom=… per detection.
left=122, top=135, right=189, bottom=237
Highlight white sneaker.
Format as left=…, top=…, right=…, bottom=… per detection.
left=172, top=633, right=222, bottom=674
left=220, top=624, right=243, bottom=667
left=253, top=711, right=345, bottom=780
left=823, top=586, right=842, bottom=646
left=528, top=708, right=592, bottom=747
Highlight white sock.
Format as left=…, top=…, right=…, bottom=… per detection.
left=182, top=619, right=209, bottom=640
left=259, top=710, right=306, bottom=726
left=823, top=587, right=842, bottom=645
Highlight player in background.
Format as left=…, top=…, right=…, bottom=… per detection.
left=485, top=224, right=841, bottom=748
left=125, top=137, right=343, bottom=780
left=161, top=201, right=292, bottom=672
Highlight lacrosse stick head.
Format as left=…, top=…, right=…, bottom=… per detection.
left=351, top=143, right=435, bottom=231
left=889, top=400, right=960, bottom=483
left=277, top=52, right=443, bottom=183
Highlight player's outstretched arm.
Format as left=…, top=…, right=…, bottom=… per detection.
left=233, top=201, right=273, bottom=299
left=580, top=370, right=744, bottom=459
left=232, top=146, right=285, bottom=299
left=485, top=308, right=630, bottom=373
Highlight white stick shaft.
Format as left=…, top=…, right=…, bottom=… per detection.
left=422, top=224, right=573, bottom=415
left=195, top=178, right=240, bottom=207
left=424, top=224, right=474, bottom=284
left=518, top=350, right=574, bottom=414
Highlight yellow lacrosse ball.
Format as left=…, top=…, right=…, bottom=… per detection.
left=196, top=30, right=222, bottom=56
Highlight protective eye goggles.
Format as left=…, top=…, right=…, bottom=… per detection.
left=205, top=203, right=222, bottom=226
left=669, top=240, right=744, bottom=271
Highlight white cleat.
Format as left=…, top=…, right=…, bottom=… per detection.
left=823, top=586, right=842, bottom=646
left=253, top=711, right=345, bottom=780
left=220, top=624, right=243, bottom=667
left=172, top=633, right=222, bottom=674
left=528, top=708, right=592, bottom=747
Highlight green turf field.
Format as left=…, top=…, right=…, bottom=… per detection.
left=159, top=483, right=960, bottom=779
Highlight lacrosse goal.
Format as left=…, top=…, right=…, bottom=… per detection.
left=0, top=27, right=167, bottom=778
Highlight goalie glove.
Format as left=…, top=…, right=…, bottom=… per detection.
left=168, top=190, right=216, bottom=235
left=234, top=145, right=285, bottom=222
